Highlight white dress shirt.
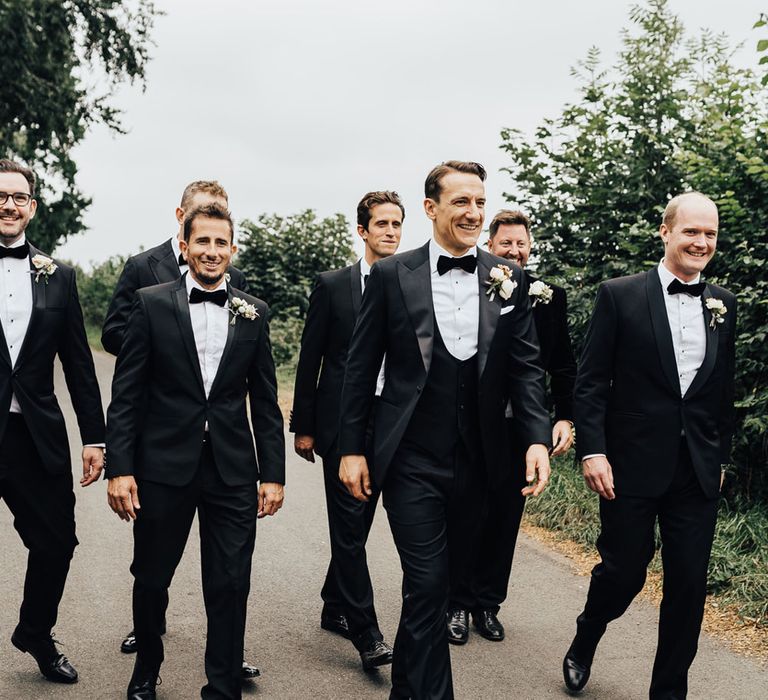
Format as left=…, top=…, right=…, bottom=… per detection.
left=428, top=238, right=479, bottom=360
left=171, top=235, right=188, bottom=274
left=657, top=261, right=706, bottom=396
left=0, top=235, right=34, bottom=413
left=359, top=257, right=386, bottom=396
left=186, top=273, right=229, bottom=399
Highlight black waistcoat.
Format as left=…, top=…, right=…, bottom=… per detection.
left=401, top=317, right=480, bottom=462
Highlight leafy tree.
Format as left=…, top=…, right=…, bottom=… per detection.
left=756, top=12, right=768, bottom=85
left=0, top=0, right=159, bottom=252
left=501, top=0, right=768, bottom=501
left=236, top=210, right=354, bottom=364
left=75, top=254, right=127, bottom=331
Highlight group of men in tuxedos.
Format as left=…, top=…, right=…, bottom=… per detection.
left=0, top=153, right=737, bottom=700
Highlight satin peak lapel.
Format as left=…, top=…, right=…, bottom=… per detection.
left=477, top=250, right=502, bottom=379
left=173, top=285, right=206, bottom=394
left=151, top=241, right=182, bottom=284
left=646, top=270, right=681, bottom=395
left=350, top=260, right=362, bottom=318
left=15, top=247, right=47, bottom=367
left=397, top=245, right=433, bottom=374
left=684, top=286, right=719, bottom=399
left=208, top=288, right=239, bottom=396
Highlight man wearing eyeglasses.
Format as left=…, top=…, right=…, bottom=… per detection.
left=0, top=159, right=105, bottom=685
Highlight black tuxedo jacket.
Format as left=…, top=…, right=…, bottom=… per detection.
left=101, top=238, right=249, bottom=356
left=526, top=272, right=577, bottom=422
left=289, top=261, right=361, bottom=457
left=106, top=277, right=284, bottom=487
left=575, top=269, right=736, bottom=499
left=0, top=245, right=105, bottom=473
left=338, top=242, right=551, bottom=488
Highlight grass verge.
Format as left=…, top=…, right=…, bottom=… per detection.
left=523, top=455, right=768, bottom=658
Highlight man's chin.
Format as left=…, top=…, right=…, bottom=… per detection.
left=195, top=271, right=225, bottom=287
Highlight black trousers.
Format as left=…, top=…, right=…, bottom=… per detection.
left=573, top=441, right=719, bottom=700
left=319, top=447, right=382, bottom=651
left=450, top=418, right=527, bottom=612
left=131, top=440, right=258, bottom=700
left=383, top=440, right=481, bottom=700
left=0, top=414, right=78, bottom=639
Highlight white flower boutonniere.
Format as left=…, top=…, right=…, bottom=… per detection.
left=705, top=297, right=727, bottom=330
left=229, top=296, right=259, bottom=326
left=486, top=264, right=518, bottom=302
left=224, top=272, right=231, bottom=283
left=529, top=279, right=554, bottom=307
left=30, top=254, right=58, bottom=284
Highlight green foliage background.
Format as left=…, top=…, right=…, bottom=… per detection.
left=501, top=0, right=768, bottom=503
left=236, top=210, right=354, bottom=365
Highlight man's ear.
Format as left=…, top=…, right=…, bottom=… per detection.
left=659, top=224, right=669, bottom=245
left=356, top=224, right=367, bottom=241
left=175, top=207, right=184, bottom=225
left=179, top=237, right=188, bottom=259
left=423, top=198, right=437, bottom=221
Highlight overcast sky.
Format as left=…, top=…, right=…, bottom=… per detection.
left=56, top=0, right=766, bottom=268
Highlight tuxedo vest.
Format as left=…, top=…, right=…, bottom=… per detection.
left=401, top=316, right=480, bottom=461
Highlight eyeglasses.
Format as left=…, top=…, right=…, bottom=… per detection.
left=0, top=192, right=32, bottom=206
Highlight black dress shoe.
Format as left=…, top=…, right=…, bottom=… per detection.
left=446, top=608, right=469, bottom=645
left=359, top=639, right=394, bottom=671
left=242, top=660, right=260, bottom=679
left=127, top=662, right=159, bottom=700
left=120, top=623, right=167, bottom=654
left=11, top=629, right=78, bottom=684
left=563, top=652, right=591, bottom=694
left=473, top=610, right=505, bottom=641
left=320, top=612, right=350, bottom=639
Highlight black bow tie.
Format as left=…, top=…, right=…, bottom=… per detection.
left=667, top=279, right=706, bottom=297
left=0, top=242, right=29, bottom=259
left=189, top=288, right=228, bottom=307
left=437, top=254, right=477, bottom=276
left=177, top=253, right=186, bottom=266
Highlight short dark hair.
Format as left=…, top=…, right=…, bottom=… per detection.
left=488, top=209, right=531, bottom=239
left=180, top=180, right=228, bottom=210
left=424, top=160, right=486, bottom=202
left=183, top=203, right=234, bottom=242
left=357, top=191, right=405, bottom=230
left=0, top=159, right=36, bottom=197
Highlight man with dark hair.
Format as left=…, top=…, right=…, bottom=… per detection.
left=106, top=202, right=285, bottom=700
left=102, top=182, right=254, bottom=675
left=0, top=159, right=105, bottom=684
left=101, top=180, right=248, bottom=356
left=447, top=209, right=577, bottom=644
left=563, top=193, right=736, bottom=699
left=338, top=161, right=552, bottom=698
left=291, top=190, right=403, bottom=670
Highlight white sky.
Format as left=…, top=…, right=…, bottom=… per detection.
left=56, top=0, right=766, bottom=268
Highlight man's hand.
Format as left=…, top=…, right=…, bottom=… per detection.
left=521, top=444, right=550, bottom=497
left=80, top=446, right=105, bottom=486
left=294, top=435, right=316, bottom=463
left=583, top=456, right=615, bottom=500
left=550, top=420, right=574, bottom=457
left=107, top=476, right=140, bottom=521
left=340, top=455, right=371, bottom=502
left=258, top=482, right=284, bottom=518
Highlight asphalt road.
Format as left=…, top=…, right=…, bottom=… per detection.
left=0, top=352, right=765, bottom=698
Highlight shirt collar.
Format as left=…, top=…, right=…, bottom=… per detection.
left=0, top=234, right=27, bottom=250
left=429, top=238, right=478, bottom=274
left=184, top=271, right=228, bottom=296
left=171, top=235, right=186, bottom=265
left=359, top=257, right=371, bottom=278
left=657, top=259, right=700, bottom=289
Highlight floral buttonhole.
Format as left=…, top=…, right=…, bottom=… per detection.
left=229, top=297, right=259, bottom=326
left=485, top=263, right=517, bottom=302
